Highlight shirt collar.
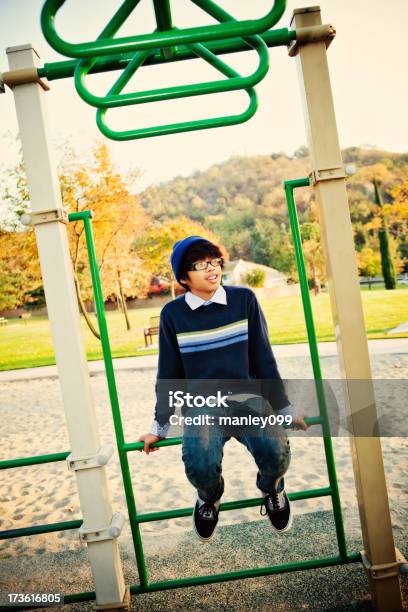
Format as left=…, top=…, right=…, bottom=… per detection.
left=185, top=285, right=227, bottom=310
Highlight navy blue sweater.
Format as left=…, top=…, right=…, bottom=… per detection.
left=153, top=285, right=290, bottom=427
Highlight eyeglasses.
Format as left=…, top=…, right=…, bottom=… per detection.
left=189, top=257, right=224, bottom=271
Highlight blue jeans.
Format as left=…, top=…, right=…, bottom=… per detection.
left=181, top=397, right=291, bottom=504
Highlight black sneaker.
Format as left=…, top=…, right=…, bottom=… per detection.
left=260, top=482, right=292, bottom=533
left=193, top=500, right=219, bottom=541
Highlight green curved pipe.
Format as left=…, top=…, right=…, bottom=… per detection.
left=41, top=0, right=286, bottom=59
left=284, top=177, right=348, bottom=560
left=74, top=34, right=269, bottom=109
left=93, top=22, right=260, bottom=142
left=40, top=0, right=291, bottom=141
left=95, top=87, right=258, bottom=141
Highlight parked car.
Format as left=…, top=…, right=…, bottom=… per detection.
left=147, top=276, right=170, bottom=297
left=146, top=276, right=185, bottom=298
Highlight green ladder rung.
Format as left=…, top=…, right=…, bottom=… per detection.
left=129, top=553, right=361, bottom=594
left=0, top=520, right=82, bottom=540
left=134, top=487, right=333, bottom=523
left=0, top=450, right=70, bottom=469
left=122, top=416, right=325, bottom=453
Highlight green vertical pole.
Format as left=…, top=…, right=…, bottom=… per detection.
left=283, top=179, right=348, bottom=560
left=68, top=210, right=149, bottom=588
left=152, top=0, right=176, bottom=59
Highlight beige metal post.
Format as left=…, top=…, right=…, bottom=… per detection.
left=6, top=45, right=129, bottom=611
left=289, top=7, right=403, bottom=610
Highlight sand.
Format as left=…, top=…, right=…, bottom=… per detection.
left=0, top=351, right=407, bottom=609
left=0, top=353, right=408, bottom=612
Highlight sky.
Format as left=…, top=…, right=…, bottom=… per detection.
left=0, top=0, right=407, bottom=191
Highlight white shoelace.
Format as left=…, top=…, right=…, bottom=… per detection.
left=197, top=496, right=221, bottom=511
left=260, top=490, right=286, bottom=515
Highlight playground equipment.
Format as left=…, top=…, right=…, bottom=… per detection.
left=0, top=2, right=406, bottom=610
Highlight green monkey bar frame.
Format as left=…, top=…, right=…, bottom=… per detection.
left=0, top=0, right=334, bottom=143
left=36, top=0, right=308, bottom=141
left=0, top=179, right=362, bottom=608
left=41, top=0, right=287, bottom=57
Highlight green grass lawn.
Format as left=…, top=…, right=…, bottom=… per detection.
left=360, top=282, right=408, bottom=291
left=0, top=288, right=407, bottom=371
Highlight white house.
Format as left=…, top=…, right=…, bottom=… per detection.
left=222, top=259, right=300, bottom=298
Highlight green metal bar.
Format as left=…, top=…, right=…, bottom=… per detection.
left=135, top=486, right=333, bottom=524
left=0, top=450, right=69, bottom=469
left=95, top=65, right=258, bottom=141
left=73, top=34, right=269, bottom=109
left=285, top=177, right=310, bottom=190
left=153, top=0, right=173, bottom=32
left=72, top=0, right=270, bottom=141
left=284, top=181, right=334, bottom=437
left=0, top=520, right=82, bottom=540
left=123, top=437, right=182, bottom=452
left=40, top=0, right=286, bottom=58
left=0, top=414, right=318, bottom=470
left=39, top=29, right=296, bottom=82
left=123, top=416, right=322, bottom=453
left=68, top=210, right=149, bottom=589
left=66, top=209, right=359, bottom=600
left=67, top=210, right=91, bottom=221
left=283, top=178, right=349, bottom=561
left=152, top=0, right=176, bottom=60
left=129, top=552, right=361, bottom=593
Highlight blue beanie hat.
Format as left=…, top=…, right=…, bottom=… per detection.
left=171, top=235, right=212, bottom=284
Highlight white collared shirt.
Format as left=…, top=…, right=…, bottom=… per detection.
left=184, top=284, right=227, bottom=310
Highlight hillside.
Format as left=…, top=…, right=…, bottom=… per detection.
left=139, top=147, right=408, bottom=280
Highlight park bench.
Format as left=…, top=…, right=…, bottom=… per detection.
left=143, top=316, right=160, bottom=348
left=0, top=317, right=8, bottom=326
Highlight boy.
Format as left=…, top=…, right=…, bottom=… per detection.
left=138, top=236, right=308, bottom=541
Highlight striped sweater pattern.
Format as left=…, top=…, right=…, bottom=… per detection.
left=177, top=319, right=248, bottom=353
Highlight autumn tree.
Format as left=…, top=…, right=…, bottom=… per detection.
left=0, top=158, right=42, bottom=310
left=0, top=229, right=41, bottom=310
left=352, top=162, right=405, bottom=286
left=300, top=222, right=325, bottom=294
left=60, top=142, right=148, bottom=335
left=390, top=176, right=408, bottom=273
left=0, top=143, right=147, bottom=335
left=356, top=247, right=381, bottom=289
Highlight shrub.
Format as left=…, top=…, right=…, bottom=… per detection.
left=244, top=269, right=265, bottom=288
